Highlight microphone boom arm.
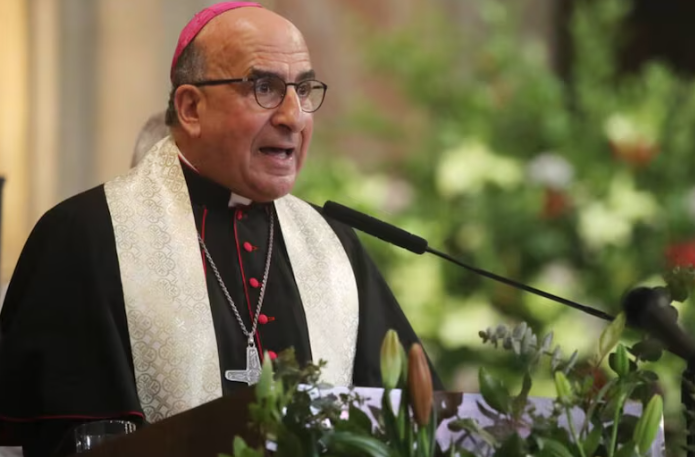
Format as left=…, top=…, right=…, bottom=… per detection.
left=322, top=200, right=614, bottom=323
left=426, top=247, right=615, bottom=322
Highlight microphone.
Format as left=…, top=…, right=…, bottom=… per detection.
left=622, top=286, right=695, bottom=362
left=323, top=200, right=614, bottom=322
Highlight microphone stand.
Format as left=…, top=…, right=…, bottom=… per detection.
left=684, top=362, right=695, bottom=457
left=426, top=247, right=615, bottom=322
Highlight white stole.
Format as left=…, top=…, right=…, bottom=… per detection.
left=104, top=136, right=358, bottom=423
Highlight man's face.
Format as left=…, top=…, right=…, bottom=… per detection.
left=184, top=10, right=315, bottom=202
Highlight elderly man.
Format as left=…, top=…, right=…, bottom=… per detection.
left=0, top=3, right=441, bottom=456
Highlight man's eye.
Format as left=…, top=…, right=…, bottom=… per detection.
left=296, top=83, right=312, bottom=98
left=256, top=80, right=273, bottom=94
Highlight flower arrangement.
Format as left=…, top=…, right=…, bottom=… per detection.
left=226, top=317, right=664, bottom=457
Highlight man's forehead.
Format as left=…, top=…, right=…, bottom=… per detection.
left=200, top=13, right=312, bottom=76
left=199, top=8, right=305, bottom=49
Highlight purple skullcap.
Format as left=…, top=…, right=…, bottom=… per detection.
left=171, top=2, right=263, bottom=82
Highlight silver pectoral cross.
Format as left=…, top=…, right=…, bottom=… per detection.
left=225, top=340, right=262, bottom=385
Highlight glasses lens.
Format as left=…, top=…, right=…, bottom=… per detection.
left=297, top=81, right=326, bottom=113
left=254, top=76, right=285, bottom=109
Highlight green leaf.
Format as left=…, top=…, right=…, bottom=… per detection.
left=598, top=312, right=626, bottom=363
left=479, top=367, right=512, bottom=414
left=633, top=394, right=663, bottom=455
left=609, top=344, right=630, bottom=377
left=323, top=431, right=394, bottom=457
left=562, top=350, right=579, bottom=374
left=614, top=440, right=638, bottom=457
left=663, top=266, right=695, bottom=302
left=535, top=437, right=575, bottom=457
left=493, top=433, right=526, bottom=457
left=233, top=436, right=247, bottom=456
left=511, top=371, right=532, bottom=418
left=347, top=403, right=374, bottom=433
left=582, top=426, right=602, bottom=457
left=255, top=352, right=275, bottom=401
left=275, top=425, right=306, bottom=457
left=541, top=332, right=554, bottom=353
left=230, top=436, right=264, bottom=457
left=628, top=339, right=664, bottom=362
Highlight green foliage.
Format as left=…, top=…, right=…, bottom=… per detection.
left=447, top=319, right=663, bottom=457
left=227, top=325, right=662, bottom=456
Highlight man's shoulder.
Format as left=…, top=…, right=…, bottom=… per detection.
left=33, top=185, right=110, bottom=236
left=43, top=185, right=106, bottom=217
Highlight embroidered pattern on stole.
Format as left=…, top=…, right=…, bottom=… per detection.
left=275, top=196, right=359, bottom=386
left=105, top=137, right=359, bottom=421
left=104, top=137, right=221, bottom=422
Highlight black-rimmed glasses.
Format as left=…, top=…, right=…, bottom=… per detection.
left=190, top=75, right=327, bottom=113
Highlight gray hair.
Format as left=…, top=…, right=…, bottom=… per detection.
left=131, top=111, right=169, bottom=167
left=165, top=42, right=207, bottom=127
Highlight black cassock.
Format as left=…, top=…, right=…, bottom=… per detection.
left=0, top=163, right=442, bottom=456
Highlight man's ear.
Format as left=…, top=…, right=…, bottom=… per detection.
left=174, top=85, right=203, bottom=137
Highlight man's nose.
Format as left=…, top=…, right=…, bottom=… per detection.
left=271, top=88, right=308, bottom=132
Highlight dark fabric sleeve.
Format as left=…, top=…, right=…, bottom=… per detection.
left=317, top=207, right=444, bottom=391
left=0, top=187, right=143, bottom=452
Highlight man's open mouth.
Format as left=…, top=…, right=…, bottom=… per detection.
left=260, top=147, right=294, bottom=157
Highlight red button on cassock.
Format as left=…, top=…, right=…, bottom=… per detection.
left=268, top=351, right=277, bottom=360
left=243, top=242, right=253, bottom=252
left=249, top=278, right=260, bottom=288
left=236, top=210, right=243, bottom=220
left=258, top=314, right=269, bottom=325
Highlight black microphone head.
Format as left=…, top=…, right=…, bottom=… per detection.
left=622, top=286, right=695, bottom=361
left=622, top=286, right=675, bottom=329
left=323, top=200, right=428, bottom=254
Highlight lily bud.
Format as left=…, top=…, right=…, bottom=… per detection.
left=407, top=343, right=433, bottom=427
left=554, top=371, right=574, bottom=405
left=380, top=329, right=403, bottom=390
left=612, top=343, right=630, bottom=378
left=634, top=394, right=663, bottom=455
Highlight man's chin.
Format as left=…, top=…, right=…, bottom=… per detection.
left=249, top=179, right=296, bottom=202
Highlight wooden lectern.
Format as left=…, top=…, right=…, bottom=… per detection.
left=79, top=388, right=258, bottom=457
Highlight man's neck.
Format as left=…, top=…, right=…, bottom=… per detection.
left=177, top=152, right=252, bottom=208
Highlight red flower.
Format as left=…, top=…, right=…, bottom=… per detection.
left=665, top=240, right=695, bottom=268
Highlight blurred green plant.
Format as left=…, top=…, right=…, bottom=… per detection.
left=295, top=0, right=695, bottom=452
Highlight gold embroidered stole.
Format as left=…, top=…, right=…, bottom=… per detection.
left=275, top=195, right=358, bottom=386
left=104, top=137, right=358, bottom=422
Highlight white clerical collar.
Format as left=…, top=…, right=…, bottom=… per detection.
left=178, top=152, right=253, bottom=208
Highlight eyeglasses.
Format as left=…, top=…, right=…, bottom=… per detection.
left=190, top=75, right=328, bottom=113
